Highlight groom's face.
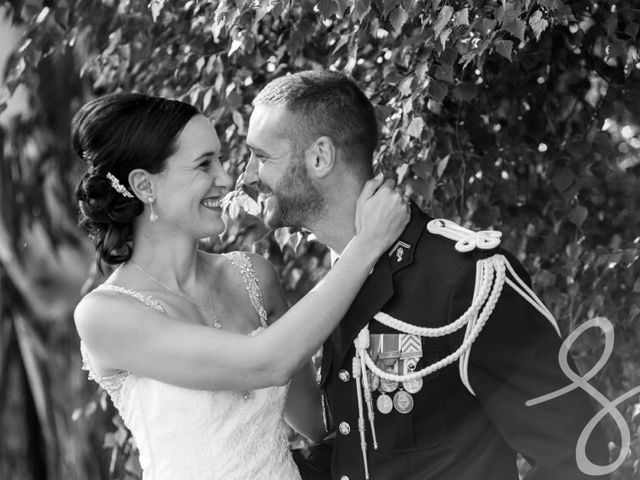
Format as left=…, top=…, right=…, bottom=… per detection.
left=245, top=104, right=324, bottom=230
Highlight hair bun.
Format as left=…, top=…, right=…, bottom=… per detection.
left=76, top=171, right=142, bottom=267
left=81, top=173, right=109, bottom=199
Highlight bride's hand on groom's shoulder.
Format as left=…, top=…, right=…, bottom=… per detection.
left=354, top=173, right=410, bottom=254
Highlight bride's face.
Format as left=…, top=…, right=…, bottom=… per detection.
left=152, top=115, right=233, bottom=239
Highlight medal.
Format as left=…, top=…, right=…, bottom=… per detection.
left=402, top=377, right=423, bottom=394
left=376, top=393, right=393, bottom=414
left=403, top=358, right=418, bottom=373
left=377, top=360, right=399, bottom=393
left=364, top=371, right=380, bottom=392
left=393, top=390, right=414, bottom=414
left=379, top=377, right=399, bottom=393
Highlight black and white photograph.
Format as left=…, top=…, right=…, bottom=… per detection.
left=0, top=1, right=639, bottom=479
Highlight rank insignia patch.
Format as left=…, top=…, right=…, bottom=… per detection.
left=389, top=240, right=412, bottom=270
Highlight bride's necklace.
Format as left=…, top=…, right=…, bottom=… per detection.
left=130, top=261, right=222, bottom=329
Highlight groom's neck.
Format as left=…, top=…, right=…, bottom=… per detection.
left=308, top=171, right=365, bottom=254
left=312, top=215, right=356, bottom=255
left=310, top=197, right=358, bottom=255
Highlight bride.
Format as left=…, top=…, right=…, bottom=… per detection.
left=72, top=92, right=409, bottom=479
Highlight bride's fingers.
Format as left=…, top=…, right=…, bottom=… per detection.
left=380, top=178, right=397, bottom=191
left=396, top=188, right=410, bottom=207
left=356, top=175, right=385, bottom=230
left=358, top=173, right=385, bottom=203
left=356, top=176, right=405, bottom=235
left=355, top=182, right=410, bottom=245
left=367, top=178, right=397, bottom=202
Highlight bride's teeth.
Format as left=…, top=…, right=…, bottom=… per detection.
left=202, top=198, right=221, bottom=208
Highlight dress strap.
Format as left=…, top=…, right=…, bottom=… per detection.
left=94, top=284, right=166, bottom=314
left=224, top=252, right=269, bottom=328
left=80, top=341, right=129, bottom=389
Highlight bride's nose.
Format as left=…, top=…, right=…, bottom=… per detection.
left=212, top=161, right=233, bottom=189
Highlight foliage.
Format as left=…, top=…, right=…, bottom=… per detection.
left=0, top=0, right=639, bottom=478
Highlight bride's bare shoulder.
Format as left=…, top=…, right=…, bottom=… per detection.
left=202, top=250, right=285, bottom=318
left=74, top=286, right=131, bottom=355
left=201, top=250, right=278, bottom=286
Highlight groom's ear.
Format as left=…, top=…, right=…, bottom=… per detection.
left=306, top=136, right=336, bottom=179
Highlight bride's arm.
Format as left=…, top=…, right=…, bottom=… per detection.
left=75, top=177, right=408, bottom=392
left=285, top=361, right=325, bottom=442
left=256, top=259, right=325, bottom=441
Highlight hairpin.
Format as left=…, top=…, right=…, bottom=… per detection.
left=106, top=172, right=134, bottom=198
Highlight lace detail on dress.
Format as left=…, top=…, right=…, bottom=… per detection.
left=224, top=251, right=269, bottom=327
left=81, top=284, right=166, bottom=416
left=80, top=342, right=130, bottom=407
left=96, top=284, right=166, bottom=313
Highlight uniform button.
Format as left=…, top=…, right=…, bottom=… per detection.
left=340, top=476, right=349, bottom=480
left=338, top=421, right=351, bottom=435
left=338, top=369, right=350, bottom=382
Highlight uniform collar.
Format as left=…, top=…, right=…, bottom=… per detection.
left=332, top=202, right=430, bottom=365
left=329, top=236, right=356, bottom=267
left=385, top=202, right=430, bottom=273
left=329, top=203, right=429, bottom=267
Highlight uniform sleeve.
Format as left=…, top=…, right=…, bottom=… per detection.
left=450, top=251, right=610, bottom=480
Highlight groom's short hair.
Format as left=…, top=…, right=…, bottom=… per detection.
left=253, top=70, right=377, bottom=179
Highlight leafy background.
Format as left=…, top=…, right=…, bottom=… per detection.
left=0, top=0, right=638, bottom=478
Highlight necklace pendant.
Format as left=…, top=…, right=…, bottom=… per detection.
left=209, top=307, right=222, bottom=329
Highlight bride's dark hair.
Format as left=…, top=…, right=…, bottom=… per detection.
left=72, top=93, right=199, bottom=270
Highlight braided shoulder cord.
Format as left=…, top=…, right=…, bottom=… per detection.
left=357, top=255, right=506, bottom=383
left=372, top=259, right=494, bottom=337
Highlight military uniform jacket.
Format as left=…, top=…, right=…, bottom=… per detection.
left=319, top=205, right=609, bottom=480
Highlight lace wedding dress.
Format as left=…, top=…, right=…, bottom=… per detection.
left=80, top=252, right=301, bottom=480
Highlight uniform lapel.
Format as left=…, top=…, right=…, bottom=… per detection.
left=331, top=254, right=394, bottom=366
left=332, top=203, right=429, bottom=366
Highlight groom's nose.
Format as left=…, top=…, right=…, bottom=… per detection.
left=241, top=155, right=260, bottom=201
left=244, top=154, right=259, bottom=187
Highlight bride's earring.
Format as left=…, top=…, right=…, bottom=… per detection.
left=148, top=196, right=159, bottom=222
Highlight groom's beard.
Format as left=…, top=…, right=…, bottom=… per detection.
left=262, top=161, right=324, bottom=230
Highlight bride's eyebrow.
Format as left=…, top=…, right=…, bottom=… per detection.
left=193, top=151, right=217, bottom=162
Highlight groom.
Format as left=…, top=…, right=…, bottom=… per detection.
left=243, top=70, right=609, bottom=479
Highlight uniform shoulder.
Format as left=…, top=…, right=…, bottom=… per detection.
left=409, top=218, right=505, bottom=277
left=423, top=218, right=532, bottom=282
left=423, top=218, right=502, bottom=254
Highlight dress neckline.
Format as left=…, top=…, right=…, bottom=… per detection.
left=95, top=252, right=268, bottom=332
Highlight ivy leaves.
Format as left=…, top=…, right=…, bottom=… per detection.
left=529, top=10, right=549, bottom=41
